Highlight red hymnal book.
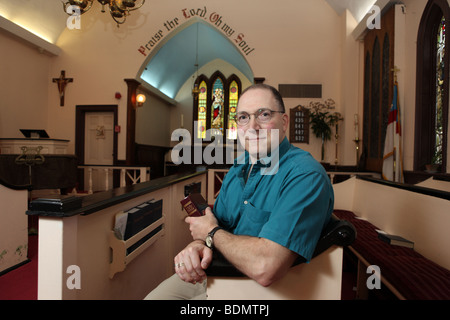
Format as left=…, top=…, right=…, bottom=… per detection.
left=180, top=193, right=208, bottom=217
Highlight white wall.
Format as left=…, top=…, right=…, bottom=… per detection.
left=135, top=91, right=172, bottom=147
left=0, top=30, right=51, bottom=138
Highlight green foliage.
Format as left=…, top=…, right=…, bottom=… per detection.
left=307, top=99, right=343, bottom=141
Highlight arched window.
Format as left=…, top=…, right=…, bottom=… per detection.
left=435, top=16, right=446, bottom=166
left=415, top=0, right=450, bottom=172
left=193, top=72, right=242, bottom=141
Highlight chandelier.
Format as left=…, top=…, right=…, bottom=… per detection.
left=63, top=0, right=145, bottom=26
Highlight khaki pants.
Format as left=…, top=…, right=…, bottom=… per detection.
left=144, top=274, right=207, bottom=300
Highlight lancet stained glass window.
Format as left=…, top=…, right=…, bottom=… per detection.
left=211, top=78, right=225, bottom=135
left=193, top=73, right=241, bottom=141
left=197, top=81, right=207, bottom=139
left=228, top=81, right=238, bottom=140
left=434, top=16, right=445, bottom=165
left=415, top=0, right=449, bottom=172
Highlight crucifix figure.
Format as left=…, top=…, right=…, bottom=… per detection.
left=53, top=70, right=73, bottom=106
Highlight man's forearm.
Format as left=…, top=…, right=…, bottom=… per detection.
left=212, top=229, right=297, bottom=287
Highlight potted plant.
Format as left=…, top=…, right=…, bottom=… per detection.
left=307, top=99, right=343, bottom=162
left=425, top=151, right=441, bottom=173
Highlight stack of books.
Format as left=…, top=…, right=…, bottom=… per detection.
left=113, top=199, right=163, bottom=254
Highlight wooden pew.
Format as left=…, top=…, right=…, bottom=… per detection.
left=333, top=176, right=450, bottom=299
left=206, top=216, right=356, bottom=300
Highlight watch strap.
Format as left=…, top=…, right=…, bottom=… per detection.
left=206, top=226, right=223, bottom=248
left=209, top=226, right=223, bottom=238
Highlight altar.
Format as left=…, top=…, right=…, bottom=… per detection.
left=0, top=138, right=69, bottom=155
left=0, top=136, right=76, bottom=190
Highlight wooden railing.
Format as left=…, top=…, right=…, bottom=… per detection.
left=78, top=165, right=150, bottom=194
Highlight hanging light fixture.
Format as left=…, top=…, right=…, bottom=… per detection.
left=63, top=0, right=145, bottom=26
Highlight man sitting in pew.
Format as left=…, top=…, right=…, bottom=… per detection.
left=145, top=84, right=334, bottom=299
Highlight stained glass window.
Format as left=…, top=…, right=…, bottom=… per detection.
left=415, top=0, right=449, bottom=172
left=228, top=81, right=239, bottom=140
left=194, top=73, right=241, bottom=141
left=211, top=78, right=224, bottom=136
left=197, top=81, right=207, bottom=139
left=434, top=16, right=445, bottom=165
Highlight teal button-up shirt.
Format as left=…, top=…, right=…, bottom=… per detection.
left=213, top=137, right=333, bottom=262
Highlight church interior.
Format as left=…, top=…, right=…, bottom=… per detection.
left=0, top=0, right=449, bottom=301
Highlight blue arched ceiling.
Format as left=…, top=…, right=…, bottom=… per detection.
left=139, top=22, right=254, bottom=99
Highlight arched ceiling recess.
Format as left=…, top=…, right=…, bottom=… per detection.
left=138, top=19, right=254, bottom=100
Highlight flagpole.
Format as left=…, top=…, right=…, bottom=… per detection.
left=393, top=147, right=396, bottom=182
left=391, top=66, right=401, bottom=182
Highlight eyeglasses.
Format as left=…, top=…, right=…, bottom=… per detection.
left=234, top=108, right=284, bottom=126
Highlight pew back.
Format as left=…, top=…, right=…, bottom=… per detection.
left=0, top=182, right=28, bottom=273
left=207, top=246, right=343, bottom=300
left=35, top=172, right=206, bottom=299
left=333, top=176, right=450, bottom=269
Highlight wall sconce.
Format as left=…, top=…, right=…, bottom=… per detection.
left=136, top=93, right=146, bottom=107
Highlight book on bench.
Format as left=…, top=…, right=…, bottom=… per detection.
left=180, top=193, right=208, bottom=217
left=376, top=230, right=414, bottom=248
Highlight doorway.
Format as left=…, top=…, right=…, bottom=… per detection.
left=75, top=105, right=118, bottom=191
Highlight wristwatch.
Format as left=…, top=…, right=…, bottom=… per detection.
left=205, top=226, right=223, bottom=249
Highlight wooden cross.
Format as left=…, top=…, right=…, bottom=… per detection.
left=52, top=70, right=73, bottom=106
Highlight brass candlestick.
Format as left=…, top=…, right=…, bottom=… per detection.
left=353, top=139, right=360, bottom=166
left=334, top=124, right=339, bottom=165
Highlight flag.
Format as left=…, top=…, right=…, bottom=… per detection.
left=382, top=81, right=404, bottom=182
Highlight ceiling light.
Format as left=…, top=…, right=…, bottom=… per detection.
left=62, top=0, right=145, bottom=26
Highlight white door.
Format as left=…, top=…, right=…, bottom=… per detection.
left=84, top=112, right=114, bottom=191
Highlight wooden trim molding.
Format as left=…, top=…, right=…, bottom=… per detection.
left=124, top=78, right=141, bottom=165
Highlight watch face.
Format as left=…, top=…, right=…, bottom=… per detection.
left=206, top=235, right=213, bottom=248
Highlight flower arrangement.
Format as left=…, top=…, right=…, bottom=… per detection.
left=306, top=99, right=343, bottom=161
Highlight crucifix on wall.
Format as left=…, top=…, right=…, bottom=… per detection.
left=52, top=70, right=73, bottom=106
